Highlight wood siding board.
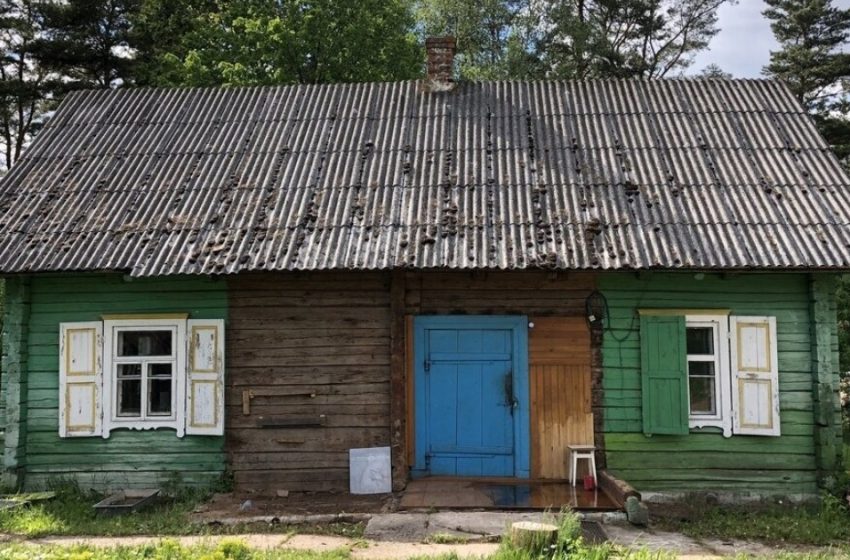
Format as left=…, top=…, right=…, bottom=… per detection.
left=227, top=272, right=392, bottom=494
left=404, top=272, right=596, bottom=481
left=2, top=277, right=31, bottom=486
left=809, top=274, right=843, bottom=484
left=529, top=317, right=593, bottom=479
left=19, top=273, right=227, bottom=491
left=599, top=272, right=823, bottom=496
left=389, top=271, right=406, bottom=491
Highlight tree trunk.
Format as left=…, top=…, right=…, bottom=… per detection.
left=509, top=521, right=559, bottom=551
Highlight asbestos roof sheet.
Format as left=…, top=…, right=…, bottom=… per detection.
left=1, top=78, right=849, bottom=276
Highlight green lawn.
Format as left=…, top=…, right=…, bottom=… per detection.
left=655, top=493, right=850, bottom=547
left=0, top=484, right=363, bottom=539
left=4, top=485, right=850, bottom=558
left=0, top=540, right=351, bottom=560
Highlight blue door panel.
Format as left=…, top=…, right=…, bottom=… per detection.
left=413, top=316, right=530, bottom=479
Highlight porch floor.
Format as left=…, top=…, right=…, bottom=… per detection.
left=399, top=478, right=620, bottom=511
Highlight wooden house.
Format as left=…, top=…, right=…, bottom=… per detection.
left=0, top=39, right=847, bottom=502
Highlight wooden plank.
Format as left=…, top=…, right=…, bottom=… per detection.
left=227, top=272, right=393, bottom=493
left=18, top=274, right=227, bottom=492
left=2, top=277, right=30, bottom=487
left=809, top=274, right=842, bottom=484
left=598, top=272, right=823, bottom=495
left=528, top=317, right=593, bottom=479
left=389, top=272, right=407, bottom=491
left=405, top=315, right=415, bottom=467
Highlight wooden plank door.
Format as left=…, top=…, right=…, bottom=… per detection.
left=529, top=317, right=593, bottom=479
left=413, top=316, right=530, bottom=478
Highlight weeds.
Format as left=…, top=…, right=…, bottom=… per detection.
left=425, top=533, right=469, bottom=544
left=0, top=482, right=363, bottom=538
left=493, top=508, right=674, bottom=560
left=657, top=494, right=850, bottom=546
left=0, top=539, right=352, bottom=560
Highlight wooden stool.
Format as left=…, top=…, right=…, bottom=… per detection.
left=567, top=445, right=597, bottom=487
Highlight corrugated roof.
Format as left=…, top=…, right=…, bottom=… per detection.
left=1, top=78, right=849, bottom=276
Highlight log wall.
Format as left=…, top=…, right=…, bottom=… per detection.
left=599, top=272, right=822, bottom=495
left=227, top=270, right=598, bottom=492
left=20, top=274, right=227, bottom=491
left=226, top=272, right=392, bottom=493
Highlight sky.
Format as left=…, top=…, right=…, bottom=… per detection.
left=691, top=0, right=850, bottom=78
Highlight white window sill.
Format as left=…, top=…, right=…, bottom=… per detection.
left=689, top=417, right=732, bottom=437
left=104, top=420, right=184, bottom=437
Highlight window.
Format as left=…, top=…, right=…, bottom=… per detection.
left=112, top=326, right=178, bottom=423
left=640, top=312, right=779, bottom=438
left=686, top=325, right=717, bottom=415
left=58, top=316, right=225, bottom=438
left=684, top=315, right=730, bottom=432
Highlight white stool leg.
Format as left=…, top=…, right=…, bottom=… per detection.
left=590, top=453, right=597, bottom=486
left=570, top=452, right=577, bottom=486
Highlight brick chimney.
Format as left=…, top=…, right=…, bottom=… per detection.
left=424, top=36, right=456, bottom=92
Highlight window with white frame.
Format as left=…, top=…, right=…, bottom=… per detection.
left=58, top=315, right=225, bottom=439
left=685, top=315, right=730, bottom=432
left=640, top=312, right=779, bottom=438
left=106, top=319, right=185, bottom=430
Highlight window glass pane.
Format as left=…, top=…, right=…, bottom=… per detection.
left=688, top=358, right=716, bottom=416
left=117, top=363, right=141, bottom=378
left=149, top=363, right=172, bottom=378
left=118, top=330, right=173, bottom=357
left=687, top=360, right=715, bottom=377
left=148, top=378, right=172, bottom=416
left=688, top=377, right=716, bottom=415
left=117, top=379, right=141, bottom=416
left=686, top=327, right=714, bottom=355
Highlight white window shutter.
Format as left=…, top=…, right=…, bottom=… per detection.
left=730, top=316, right=780, bottom=436
left=58, top=322, right=103, bottom=437
left=186, top=319, right=225, bottom=436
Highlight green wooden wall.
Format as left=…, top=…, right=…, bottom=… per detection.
left=9, top=274, right=228, bottom=491
left=599, top=272, right=840, bottom=496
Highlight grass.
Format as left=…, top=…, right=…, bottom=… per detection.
left=655, top=493, right=850, bottom=547
left=0, top=539, right=353, bottom=560
left=0, top=483, right=364, bottom=539
left=484, top=508, right=676, bottom=560
left=423, top=533, right=469, bottom=544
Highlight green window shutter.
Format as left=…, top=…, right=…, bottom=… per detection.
left=640, top=315, right=688, bottom=436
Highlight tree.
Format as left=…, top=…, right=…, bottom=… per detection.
left=417, top=0, right=539, bottom=79
left=130, top=0, right=218, bottom=86
left=155, top=0, right=423, bottom=87
left=698, top=63, right=732, bottom=78
left=541, top=0, right=734, bottom=79
left=416, top=0, right=734, bottom=79
left=32, top=0, right=140, bottom=89
left=0, top=0, right=59, bottom=172
left=763, top=0, right=850, bottom=163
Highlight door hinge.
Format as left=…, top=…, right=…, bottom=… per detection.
left=424, top=359, right=431, bottom=372
left=425, top=453, right=432, bottom=468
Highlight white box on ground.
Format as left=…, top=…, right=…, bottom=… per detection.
left=349, top=446, right=392, bottom=494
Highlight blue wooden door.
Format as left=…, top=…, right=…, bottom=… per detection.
left=414, top=316, right=530, bottom=478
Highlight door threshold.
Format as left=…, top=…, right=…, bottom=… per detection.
left=400, top=478, right=621, bottom=511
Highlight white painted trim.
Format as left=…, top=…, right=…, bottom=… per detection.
left=58, top=322, right=103, bottom=438
left=685, top=314, right=732, bottom=437
left=185, top=319, right=225, bottom=436
left=102, top=318, right=187, bottom=437
left=730, top=315, right=781, bottom=437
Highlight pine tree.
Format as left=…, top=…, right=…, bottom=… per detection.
left=416, top=0, right=733, bottom=79
left=763, top=0, right=850, bottom=163
left=0, top=0, right=60, bottom=172
left=33, top=0, right=140, bottom=89
left=541, top=0, right=733, bottom=79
